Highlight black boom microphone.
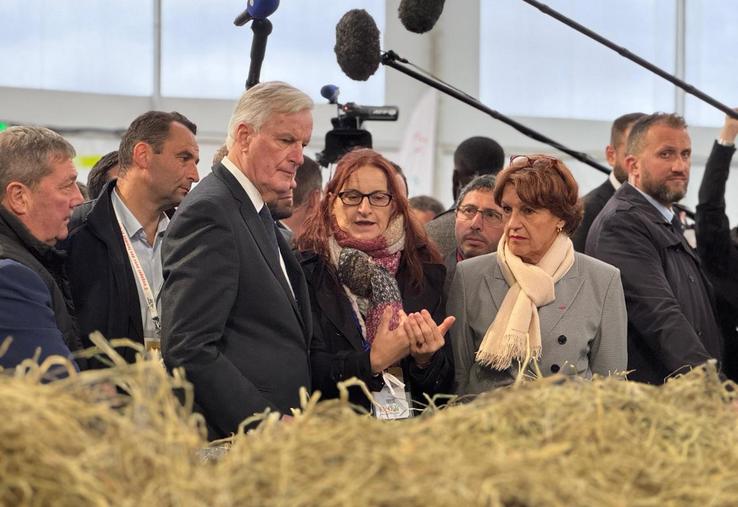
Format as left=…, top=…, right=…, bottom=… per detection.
left=333, top=10, right=610, bottom=175
left=398, top=0, right=445, bottom=34
left=521, top=0, right=738, bottom=121
left=335, top=9, right=381, bottom=81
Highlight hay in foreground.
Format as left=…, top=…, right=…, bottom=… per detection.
left=2, top=339, right=737, bottom=506
left=219, top=365, right=738, bottom=507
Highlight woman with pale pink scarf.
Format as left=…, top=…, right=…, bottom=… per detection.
left=449, top=155, right=627, bottom=396
left=298, top=148, right=455, bottom=416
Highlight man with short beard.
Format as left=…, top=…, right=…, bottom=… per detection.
left=586, top=113, right=723, bottom=384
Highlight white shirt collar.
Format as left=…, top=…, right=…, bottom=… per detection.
left=111, top=188, right=170, bottom=240
left=608, top=171, right=622, bottom=191
left=632, top=184, right=675, bottom=223
left=221, top=156, right=265, bottom=212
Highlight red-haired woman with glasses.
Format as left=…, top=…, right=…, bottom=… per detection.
left=448, top=155, right=627, bottom=396
left=298, top=148, right=454, bottom=417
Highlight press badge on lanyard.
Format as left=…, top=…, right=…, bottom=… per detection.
left=372, top=366, right=412, bottom=420
left=117, top=219, right=162, bottom=357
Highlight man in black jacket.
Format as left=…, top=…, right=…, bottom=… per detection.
left=66, top=111, right=199, bottom=364
left=587, top=113, right=723, bottom=384
left=696, top=109, right=738, bottom=380
left=572, top=112, right=645, bottom=251
left=0, top=126, right=85, bottom=370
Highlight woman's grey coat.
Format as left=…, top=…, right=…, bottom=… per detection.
left=448, top=251, right=627, bottom=396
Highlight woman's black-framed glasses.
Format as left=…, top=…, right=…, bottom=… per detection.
left=456, top=204, right=503, bottom=225
left=337, top=190, right=393, bottom=207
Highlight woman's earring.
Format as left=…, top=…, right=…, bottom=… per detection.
left=556, top=224, right=563, bottom=233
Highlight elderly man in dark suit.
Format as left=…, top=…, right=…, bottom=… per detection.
left=587, top=113, right=723, bottom=384
left=571, top=112, right=645, bottom=251
left=161, top=82, right=314, bottom=438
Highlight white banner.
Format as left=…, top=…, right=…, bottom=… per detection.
left=395, top=89, right=438, bottom=197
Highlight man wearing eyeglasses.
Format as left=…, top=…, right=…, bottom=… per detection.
left=444, top=174, right=505, bottom=296
left=426, top=136, right=505, bottom=258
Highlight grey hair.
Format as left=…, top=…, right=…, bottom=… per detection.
left=455, top=173, right=496, bottom=208
left=225, top=81, right=313, bottom=149
left=0, top=126, right=76, bottom=200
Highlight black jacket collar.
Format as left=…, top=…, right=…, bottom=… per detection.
left=0, top=205, right=65, bottom=268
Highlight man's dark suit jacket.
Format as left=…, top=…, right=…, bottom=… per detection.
left=696, top=141, right=738, bottom=380
left=65, top=181, right=143, bottom=364
left=572, top=179, right=615, bottom=252
left=161, top=163, right=312, bottom=439
left=586, top=183, right=723, bottom=384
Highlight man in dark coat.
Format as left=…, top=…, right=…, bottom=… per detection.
left=695, top=109, right=738, bottom=380
left=587, top=113, right=723, bottom=384
left=0, top=126, right=85, bottom=371
left=572, top=112, right=645, bottom=251
left=160, top=82, right=314, bottom=439
left=65, top=111, right=199, bottom=364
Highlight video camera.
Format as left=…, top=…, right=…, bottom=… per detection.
left=315, top=85, right=399, bottom=167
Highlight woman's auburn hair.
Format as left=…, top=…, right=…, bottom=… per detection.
left=297, top=148, right=440, bottom=288
left=493, top=156, right=583, bottom=235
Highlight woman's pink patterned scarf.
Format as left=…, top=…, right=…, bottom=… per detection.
left=329, top=216, right=405, bottom=345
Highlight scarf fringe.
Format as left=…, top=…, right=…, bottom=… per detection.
left=475, top=233, right=573, bottom=372
left=475, top=331, right=542, bottom=370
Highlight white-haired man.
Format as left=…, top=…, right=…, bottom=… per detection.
left=161, top=82, right=314, bottom=438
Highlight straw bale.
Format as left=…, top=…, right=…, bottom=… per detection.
left=2, top=336, right=738, bottom=507
left=214, top=365, right=738, bottom=507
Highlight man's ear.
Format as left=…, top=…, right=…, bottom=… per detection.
left=3, top=182, right=31, bottom=215
left=605, top=144, right=617, bottom=167
left=132, top=141, right=152, bottom=170
left=235, top=123, right=254, bottom=153
left=625, top=154, right=639, bottom=182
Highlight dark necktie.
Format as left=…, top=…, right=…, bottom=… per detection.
left=671, top=214, right=685, bottom=236
left=258, top=205, right=281, bottom=258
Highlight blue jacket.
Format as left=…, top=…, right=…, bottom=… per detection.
left=0, top=207, right=81, bottom=372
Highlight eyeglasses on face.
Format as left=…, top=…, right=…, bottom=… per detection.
left=337, top=190, right=393, bottom=207
left=456, top=204, right=503, bottom=225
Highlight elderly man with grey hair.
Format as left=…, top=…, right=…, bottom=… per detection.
left=160, top=81, right=314, bottom=438
left=0, top=126, right=85, bottom=371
